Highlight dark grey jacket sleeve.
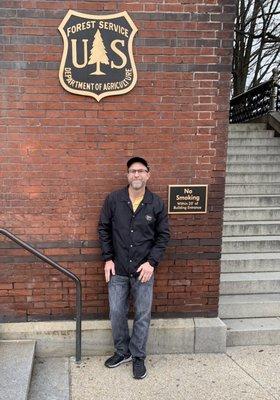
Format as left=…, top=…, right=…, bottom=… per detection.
left=98, top=195, right=114, bottom=261
left=148, top=200, right=170, bottom=267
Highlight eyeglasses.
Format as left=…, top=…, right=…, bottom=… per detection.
left=128, top=169, right=149, bottom=174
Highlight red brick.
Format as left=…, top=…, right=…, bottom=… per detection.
left=0, top=0, right=233, bottom=320
left=0, top=284, right=13, bottom=290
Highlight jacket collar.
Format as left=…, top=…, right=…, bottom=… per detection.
left=120, top=186, right=153, bottom=204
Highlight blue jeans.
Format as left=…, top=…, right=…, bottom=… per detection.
left=108, top=274, right=154, bottom=359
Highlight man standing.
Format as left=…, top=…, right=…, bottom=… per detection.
left=98, top=157, right=170, bottom=379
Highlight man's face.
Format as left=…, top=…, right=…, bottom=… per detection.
left=127, top=162, right=150, bottom=190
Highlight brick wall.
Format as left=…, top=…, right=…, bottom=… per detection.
left=0, top=0, right=235, bottom=321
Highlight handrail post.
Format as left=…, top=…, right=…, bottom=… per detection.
left=270, top=68, right=279, bottom=112
left=76, top=279, right=82, bottom=362
left=0, top=228, right=82, bottom=363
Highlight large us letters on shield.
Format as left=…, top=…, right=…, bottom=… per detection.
left=58, top=10, right=138, bottom=102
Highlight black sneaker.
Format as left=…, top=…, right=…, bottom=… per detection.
left=104, top=352, right=132, bottom=368
left=132, top=357, right=147, bottom=379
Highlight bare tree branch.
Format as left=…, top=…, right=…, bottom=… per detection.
left=267, top=32, right=280, bottom=42
left=232, top=0, right=280, bottom=96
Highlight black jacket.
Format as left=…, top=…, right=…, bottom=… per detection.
left=98, top=186, right=170, bottom=277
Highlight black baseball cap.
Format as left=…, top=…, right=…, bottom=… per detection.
left=127, top=157, right=150, bottom=171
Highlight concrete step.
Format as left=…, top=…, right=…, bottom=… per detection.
left=222, top=123, right=280, bottom=342
left=223, top=221, right=280, bottom=237
left=227, top=146, right=280, bottom=155
left=223, top=207, right=280, bottom=221
left=28, top=358, right=69, bottom=400
left=229, top=123, right=267, bottom=131
left=223, top=317, right=280, bottom=346
left=222, top=235, right=280, bottom=253
left=226, top=164, right=280, bottom=173
left=221, top=252, right=280, bottom=273
left=221, top=253, right=280, bottom=261
left=224, top=195, right=280, bottom=208
left=225, top=184, right=280, bottom=195
left=219, top=294, right=280, bottom=318
left=226, top=172, right=280, bottom=184
left=229, top=130, right=275, bottom=139
left=227, top=154, right=280, bottom=163
left=0, top=340, right=36, bottom=400
left=228, top=138, right=280, bottom=147
left=220, top=272, right=280, bottom=295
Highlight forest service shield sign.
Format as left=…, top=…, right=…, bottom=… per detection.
left=58, top=10, right=138, bottom=102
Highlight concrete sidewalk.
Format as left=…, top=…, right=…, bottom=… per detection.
left=70, top=345, right=280, bottom=400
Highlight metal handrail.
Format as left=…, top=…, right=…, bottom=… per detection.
left=230, top=69, right=279, bottom=123
left=230, top=78, right=273, bottom=101
left=0, top=228, right=82, bottom=362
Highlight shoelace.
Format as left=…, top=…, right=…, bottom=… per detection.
left=133, top=357, right=143, bottom=366
left=113, top=352, right=123, bottom=360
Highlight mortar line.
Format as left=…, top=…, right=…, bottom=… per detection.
left=226, top=353, right=278, bottom=400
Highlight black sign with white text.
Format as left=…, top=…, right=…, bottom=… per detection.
left=168, top=185, right=208, bottom=214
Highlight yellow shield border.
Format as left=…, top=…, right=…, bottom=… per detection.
left=58, top=10, right=138, bottom=102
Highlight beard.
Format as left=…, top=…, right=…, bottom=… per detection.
left=130, top=180, right=144, bottom=190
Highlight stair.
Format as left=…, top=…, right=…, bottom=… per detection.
left=219, top=122, right=280, bottom=346
left=28, top=358, right=70, bottom=400
left=0, top=340, right=36, bottom=400
left=223, top=317, right=280, bottom=346
left=0, top=339, right=69, bottom=400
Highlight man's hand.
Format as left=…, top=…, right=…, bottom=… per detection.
left=137, top=262, right=154, bottom=283
left=104, top=260, right=115, bottom=283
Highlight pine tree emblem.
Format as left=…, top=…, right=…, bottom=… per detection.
left=88, top=29, right=109, bottom=75
left=58, top=10, right=138, bottom=101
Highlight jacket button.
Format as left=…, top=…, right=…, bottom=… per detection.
left=129, top=259, right=132, bottom=262
left=130, top=244, right=133, bottom=247
left=131, top=229, right=133, bottom=232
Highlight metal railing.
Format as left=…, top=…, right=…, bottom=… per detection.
left=230, top=69, right=280, bottom=123
left=0, top=228, right=82, bottom=362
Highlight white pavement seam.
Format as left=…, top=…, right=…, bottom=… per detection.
left=226, top=353, right=278, bottom=400
left=68, top=358, right=72, bottom=400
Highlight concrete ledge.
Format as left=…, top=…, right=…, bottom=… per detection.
left=0, top=320, right=113, bottom=358
left=0, top=318, right=226, bottom=357
left=251, top=111, right=280, bottom=136
left=194, top=318, right=227, bottom=353
left=268, top=112, right=280, bottom=136
left=148, top=318, right=194, bottom=354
